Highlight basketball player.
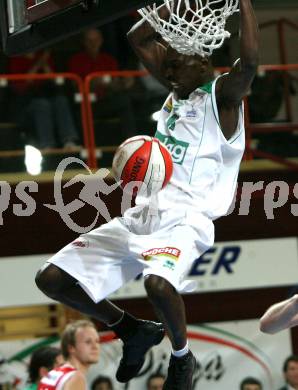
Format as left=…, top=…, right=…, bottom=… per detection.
left=260, top=295, right=298, bottom=334
left=35, top=0, right=259, bottom=388
left=38, top=320, right=100, bottom=390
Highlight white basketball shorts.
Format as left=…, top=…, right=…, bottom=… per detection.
left=47, top=209, right=214, bottom=303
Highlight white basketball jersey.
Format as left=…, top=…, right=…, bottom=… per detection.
left=151, top=76, right=245, bottom=220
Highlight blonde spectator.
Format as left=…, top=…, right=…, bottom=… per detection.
left=38, top=320, right=100, bottom=390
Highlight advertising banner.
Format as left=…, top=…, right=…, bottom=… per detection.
left=0, top=237, right=298, bottom=306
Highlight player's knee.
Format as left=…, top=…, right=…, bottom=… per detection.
left=144, top=275, right=173, bottom=301
left=35, top=263, right=65, bottom=298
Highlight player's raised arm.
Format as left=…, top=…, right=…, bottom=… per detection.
left=260, top=295, right=298, bottom=334
left=217, top=0, right=259, bottom=106
left=127, top=6, right=171, bottom=89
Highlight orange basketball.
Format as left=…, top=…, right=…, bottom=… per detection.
left=112, top=135, right=173, bottom=195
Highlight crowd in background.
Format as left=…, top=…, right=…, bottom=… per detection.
left=0, top=14, right=168, bottom=153
left=0, top=14, right=137, bottom=149
left=7, top=319, right=298, bottom=390
left=0, top=13, right=297, bottom=162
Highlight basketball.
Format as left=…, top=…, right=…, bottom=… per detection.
left=112, top=135, right=173, bottom=195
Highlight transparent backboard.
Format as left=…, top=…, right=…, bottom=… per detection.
left=7, top=0, right=81, bottom=34
left=7, top=1, right=83, bottom=34
left=1, top=0, right=163, bottom=56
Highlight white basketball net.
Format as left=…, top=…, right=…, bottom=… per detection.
left=138, top=0, right=239, bottom=57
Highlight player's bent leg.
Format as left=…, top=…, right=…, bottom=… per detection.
left=35, top=263, right=123, bottom=324
left=144, top=275, right=196, bottom=390
left=36, top=264, right=165, bottom=383
left=35, top=263, right=73, bottom=300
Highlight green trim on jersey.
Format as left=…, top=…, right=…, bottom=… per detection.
left=166, top=113, right=179, bottom=131
left=189, top=98, right=208, bottom=184
left=23, top=384, right=37, bottom=390
left=198, top=81, right=213, bottom=94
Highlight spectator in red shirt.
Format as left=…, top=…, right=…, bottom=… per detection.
left=9, top=50, right=79, bottom=149
left=68, top=29, right=118, bottom=78
left=68, top=29, right=136, bottom=143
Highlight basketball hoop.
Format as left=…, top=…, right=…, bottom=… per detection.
left=138, top=0, right=239, bottom=57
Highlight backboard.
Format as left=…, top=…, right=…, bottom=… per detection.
left=0, top=0, right=163, bottom=56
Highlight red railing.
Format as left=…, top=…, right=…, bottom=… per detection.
left=244, top=64, right=298, bottom=171
left=1, top=65, right=298, bottom=171
left=259, top=19, right=298, bottom=123
left=85, top=65, right=298, bottom=171
left=0, top=72, right=92, bottom=166
left=84, top=70, right=147, bottom=168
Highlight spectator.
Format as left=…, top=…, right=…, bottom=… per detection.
left=240, top=377, right=262, bottom=390
left=23, top=346, right=63, bottom=390
left=279, top=355, right=298, bottom=390
left=146, top=373, right=165, bottom=390
left=8, top=50, right=79, bottom=149
left=91, top=375, right=113, bottom=390
left=68, top=28, right=136, bottom=143
left=38, top=319, right=100, bottom=390
left=248, top=71, right=284, bottom=123
left=68, top=29, right=118, bottom=79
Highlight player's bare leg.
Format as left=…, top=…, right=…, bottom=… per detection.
left=144, top=275, right=196, bottom=389
left=35, top=264, right=164, bottom=382
left=36, top=263, right=124, bottom=322
left=145, top=275, right=187, bottom=349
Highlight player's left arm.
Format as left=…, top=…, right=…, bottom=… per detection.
left=260, top=295, right=298, bottom=334
left=216, top=0, right=259, bottom=106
